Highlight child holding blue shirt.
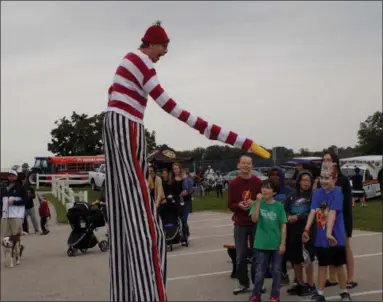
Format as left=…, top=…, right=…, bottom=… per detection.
left=302, top=163, right=351, bottom=302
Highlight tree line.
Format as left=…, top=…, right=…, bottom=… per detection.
left=47, top=111, right=382, bottom=161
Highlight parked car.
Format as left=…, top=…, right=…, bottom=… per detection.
left=223, top=169, right=267, bottom=189
left=254, top=167, right=271, bottom=177
left=88, top=164, right=106, bottom=191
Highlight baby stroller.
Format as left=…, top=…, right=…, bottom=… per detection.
left=160, top=200, right=188, bottom=251
left=66, top=201, right=108, bottom=257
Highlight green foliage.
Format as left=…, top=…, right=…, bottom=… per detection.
left=145, top=129, right=157, bottom=154
left=44, top=193, right=68, bottom=224
left=48, top=112, right=104, bottom=156
left=48, top=111, right=157, bottom=156
left=357, top=111, right=383, bottom=155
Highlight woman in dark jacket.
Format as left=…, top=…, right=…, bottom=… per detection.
left=158, top=169, right=174, bottom=226
left=321, top=151, right=357, bottom=289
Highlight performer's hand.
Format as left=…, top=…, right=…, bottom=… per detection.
left=250, top=142, right=271, bottom=159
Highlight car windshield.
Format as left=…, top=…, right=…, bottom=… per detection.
left=33, top=159, right=41, bottom=168
left=341, top=168, right=365, bottom=179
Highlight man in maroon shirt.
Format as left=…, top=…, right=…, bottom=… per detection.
left=228, top=154, right=262, bottom=295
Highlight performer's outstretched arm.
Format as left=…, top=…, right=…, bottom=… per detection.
left=124, top=52, right=270, bottom=158
left=128, top=55, right=268, bottom=158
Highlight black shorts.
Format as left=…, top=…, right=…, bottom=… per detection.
left=286, top=228, right=315, bottom=265
left=352, top=190, right=366, bottom=198
left=315, top=247, right=346, bottom=267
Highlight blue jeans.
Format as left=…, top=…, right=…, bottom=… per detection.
left=251, top=249, right=282, bottom=298
left=234, top=225, right=256, bottom=286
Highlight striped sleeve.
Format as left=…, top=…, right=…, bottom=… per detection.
left=127, top=53, right=253, bottom=151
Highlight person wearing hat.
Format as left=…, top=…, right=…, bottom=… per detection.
left=103, top=21, right=271, bottom=302
left=1, top=170, right=27, bottom=266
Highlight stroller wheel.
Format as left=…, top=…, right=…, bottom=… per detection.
left=99, top=240, right=109, bottom=252
left=80, top=248, right=88, bottom=253
left=67, top=247, right=76, bottom=257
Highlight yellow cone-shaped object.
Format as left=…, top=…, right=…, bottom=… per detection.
left=250, top=142, right=271, bottom=159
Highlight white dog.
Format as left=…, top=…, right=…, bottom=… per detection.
left=2, top=235, right=20, bottom=268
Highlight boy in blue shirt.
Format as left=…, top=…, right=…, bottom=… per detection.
left=302, top=163, right=351, bottom=302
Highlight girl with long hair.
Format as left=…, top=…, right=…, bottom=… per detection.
left=149, top=165, right=165, bottom=209
left=171, top=163, right=191, bottom=241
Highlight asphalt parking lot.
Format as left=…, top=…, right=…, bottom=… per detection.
left=1, top=211, right=382, bottom=301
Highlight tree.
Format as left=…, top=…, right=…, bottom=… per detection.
left=48, top=111, right=158, bottom=156
left=11, top=165, right=20, bottom=171
left=357, top=111, right=383, bottom=155
left=297, top=148, right=312, bottom=157
left=189, top=147, right=206, bottom=161
left=21, top=163, right=30, bottom=174
left=145, top=129, right=157, bottom=154
left=48, top=112, right=104, bottom=156
left=273, top=146, right=294, bottom=160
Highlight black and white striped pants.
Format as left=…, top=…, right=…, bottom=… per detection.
left=103, top=111, right=167, bottom=302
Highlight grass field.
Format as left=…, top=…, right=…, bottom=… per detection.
left=38, top=185, right=382, bottom=232
left=44, top=193, right=68, bottom=224
left=351, top=200, right=382, bottom=232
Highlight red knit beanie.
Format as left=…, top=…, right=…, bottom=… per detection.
left=141, top=21, right=170, bottom=44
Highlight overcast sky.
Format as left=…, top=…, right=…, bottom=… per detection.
left=1, top=1, right=382, bottom=168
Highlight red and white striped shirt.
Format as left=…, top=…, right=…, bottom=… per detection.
left=107, top=50, right=253, bottom=151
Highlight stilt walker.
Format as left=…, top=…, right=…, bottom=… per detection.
left=103, top=21, right=271, bottom=302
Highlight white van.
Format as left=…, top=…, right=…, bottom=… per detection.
left=340, top=155, right=382, bottom=199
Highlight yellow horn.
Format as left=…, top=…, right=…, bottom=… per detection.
left=250, top=142, right=271, bottom=159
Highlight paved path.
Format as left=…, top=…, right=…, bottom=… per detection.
left=1, top=208, right=382, bottom=301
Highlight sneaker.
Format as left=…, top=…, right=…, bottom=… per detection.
left=22, top=231, right=29, bottom=236
left=248, top=296, right=261, bottom=302
left=15, top=257, right=20, bottom=265
left=340, top=292, right=352, bottom=301
left=311, top=293, right=326, bottom=302
left=287, top=284, right=302, bottom=295
left=299, top=284, right=317, bottom=297
left=325, top=280, right=338, bottom=287
left=270, top=297, right=280, bottom=302
left=233, top=284, right=249, bottom=295
left=281, top=273, right=290, bottom=285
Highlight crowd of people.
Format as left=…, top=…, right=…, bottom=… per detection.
left=148, top=163, right=195, bottom=243
left=1, top=170, right=51, bottom=268
left=228, top=151, right=357, bottom=302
